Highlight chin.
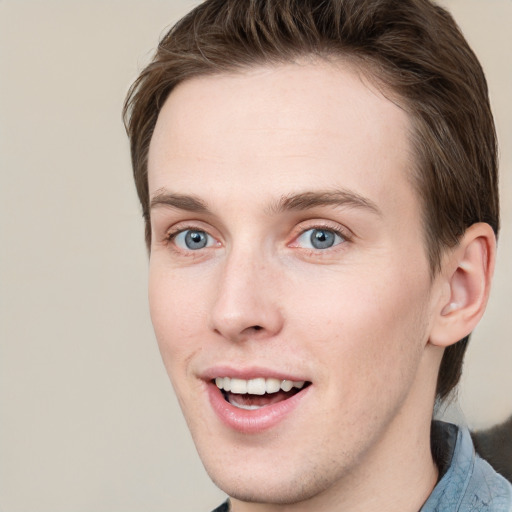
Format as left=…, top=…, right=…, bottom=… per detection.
left=194, top=434, right=352, bottom=508
left=206, top=467, right=332, bottom=506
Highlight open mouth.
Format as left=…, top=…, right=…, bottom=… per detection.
left=214, top=377, right=311, bottom=410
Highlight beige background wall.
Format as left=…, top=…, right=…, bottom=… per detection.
left=1, top=1, right=510, bottom=510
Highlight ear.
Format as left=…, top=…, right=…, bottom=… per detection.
left=429, top=223, right=496, bottom=348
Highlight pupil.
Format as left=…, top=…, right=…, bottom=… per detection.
left=185, top=230, right=207, bottom=249
left=311, top=229, right=335, bottom=249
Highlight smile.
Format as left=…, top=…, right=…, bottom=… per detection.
left=214, top=377, right=308, bottom=410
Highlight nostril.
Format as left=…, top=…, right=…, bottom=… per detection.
left=252, top=325, right=263, bottom=331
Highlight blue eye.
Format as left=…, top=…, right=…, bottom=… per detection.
left=174, top=230, right=214, bottom=250
left=296, top=228, right=344, bottom=250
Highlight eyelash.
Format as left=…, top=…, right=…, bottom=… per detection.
left=164, top=224, right=219, bottom=256
left=290, top=222, right=351, bottom=252
left=164, top=222, right=351, bottom=254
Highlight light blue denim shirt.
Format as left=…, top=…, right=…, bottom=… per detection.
left=421, top=422, right=512, bottom=511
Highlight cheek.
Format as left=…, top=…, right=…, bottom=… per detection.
left=288, top=266, right=431, bottom=382
left=148, top=265, right=208, bottom=373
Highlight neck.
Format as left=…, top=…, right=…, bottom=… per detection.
left=231, top=424, right=438, bottom=512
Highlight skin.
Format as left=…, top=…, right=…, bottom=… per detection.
left=146, top=60, right=480, bottom=511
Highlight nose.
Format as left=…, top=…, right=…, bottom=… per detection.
left=208, top=248, right=284, bottom=342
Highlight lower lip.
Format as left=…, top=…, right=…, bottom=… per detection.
left=206, top=382, right=310, bottom=434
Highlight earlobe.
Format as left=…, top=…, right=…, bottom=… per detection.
left=429, top=223, right=496, bottom=348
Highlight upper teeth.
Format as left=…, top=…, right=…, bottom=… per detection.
left=215, top=377, right=305, bottom=395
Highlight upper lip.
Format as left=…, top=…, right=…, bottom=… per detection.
left=200, top=365, right=310, bottom=383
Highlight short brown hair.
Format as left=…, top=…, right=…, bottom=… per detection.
left=123, top=0, right=499, bottom=401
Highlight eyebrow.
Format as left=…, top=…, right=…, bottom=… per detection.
left=150, top=190, right=210, bottom=213
left=149, top=188, right=382, bottom=216
left=268, top=189, right=382, bottom=216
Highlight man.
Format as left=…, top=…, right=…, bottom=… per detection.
left=123, top=0, right=512, bottom=510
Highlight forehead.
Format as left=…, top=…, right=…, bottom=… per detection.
left=148, top=60, right=416, bottom=217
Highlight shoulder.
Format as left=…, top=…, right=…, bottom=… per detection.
left=462, top=455, right=512, bottom=511
left=423, top=422, right=512, bottom=511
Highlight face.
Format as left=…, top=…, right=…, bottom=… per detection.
left=147, top=61, right=442, bottom=507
